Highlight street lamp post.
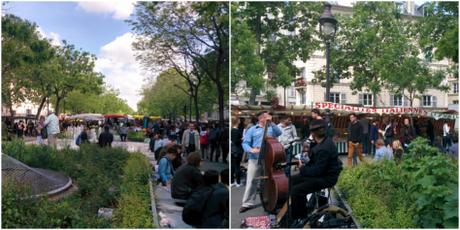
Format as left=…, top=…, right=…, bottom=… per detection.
left=319, top=3, right=338, bottom=103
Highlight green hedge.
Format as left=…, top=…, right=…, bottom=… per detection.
left=113, top=153, right=154, bottom=228
left=338, top=137, right=458, bottom=228
left=2, top=140, right=154, bottom=228
left=127, top=131, right=146, bottom=142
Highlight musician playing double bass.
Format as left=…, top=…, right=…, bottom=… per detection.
left=291, top=119, right=342, bottom=220
left=240, top=111, right=282, bottom=213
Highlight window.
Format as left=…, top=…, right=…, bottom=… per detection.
left=422, top=95, right=437, bottom=107
left=390, top=94, right=407, bottom=107
left=329, top=93, right=340, bottom=103
left=453, top=83, right=458, bottom=94
left=326, top=92, right=346, bottom=104
left=26, top=109, right=32, bottom=115
left=300, top=90, right=306, bottom=104
left=289, top=86, right=296, bottom=97
left=454, top=100, right=459, bottom=105
left=359, top=93, right=373, bottom=106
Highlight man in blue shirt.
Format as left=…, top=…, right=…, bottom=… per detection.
left=239, top=111, right=282, bottom=213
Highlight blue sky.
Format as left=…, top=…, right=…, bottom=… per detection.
left=6, top=2, right=131, bottom=55
left=5, top=1, right=144, bottom=111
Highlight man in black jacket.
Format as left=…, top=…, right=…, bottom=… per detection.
left=347, top=113, right=364, bottom=167
left=291, top=119, right=342, bottom=219
left=171, top=152, right=203, bottom=200
left=98, top=126, right=113, bottom=147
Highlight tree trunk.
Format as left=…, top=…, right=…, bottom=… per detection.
left=55, top=97, right=63, bottom=115
left=35, top=96, right=48, bottom=120
left=193, top=92, right=200, bottom=123
left=217, top=82, right=225, bottom=127
left=284, top=87, right=287, bottom=106
left=249, top=13, right=263, bottom=105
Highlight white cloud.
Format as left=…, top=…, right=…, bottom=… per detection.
left=76, top=1, right=135, bottom=20
left=35, top=26, right=62, bottom=46
left=95, top=32, right=145, bottom=111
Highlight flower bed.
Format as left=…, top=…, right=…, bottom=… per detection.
left=337, top=138, right=458, bottom=228
left=2, top=140, right=154, bottom=228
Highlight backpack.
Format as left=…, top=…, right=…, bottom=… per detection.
left=76, top=134, right=82, bottom=146
left=182, top=187, right=215, bottom=226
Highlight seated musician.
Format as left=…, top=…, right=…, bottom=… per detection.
left=291, top=119, right=342, bottom=219
left=239, top=111, right=282, bottom=213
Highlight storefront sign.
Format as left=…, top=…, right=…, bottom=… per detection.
left=428, top=112, right=459, bottom=120
left=314, top=102, right=428, bottom=115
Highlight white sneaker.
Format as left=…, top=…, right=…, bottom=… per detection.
left=235, top=183, right=241, bottom=188
left=231, top=182, right=237, bottom=187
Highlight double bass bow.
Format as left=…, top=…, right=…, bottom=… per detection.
left=257, top=119, right=289, bottom=213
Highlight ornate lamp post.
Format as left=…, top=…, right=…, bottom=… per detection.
left=319, top=3, right=338, bottom=102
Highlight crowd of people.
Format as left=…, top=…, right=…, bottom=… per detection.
left=231, top=109, right=458, bottom=220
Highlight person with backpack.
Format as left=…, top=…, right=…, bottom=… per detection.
left=199, top=126, right=209, bottom=160
left=182, top=169, right=228, bottom=228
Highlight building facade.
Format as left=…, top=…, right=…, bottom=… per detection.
left=231, top=2, right=458, bottom=112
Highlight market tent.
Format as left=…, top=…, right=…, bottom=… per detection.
left=67, top=113, right=104, bottom=121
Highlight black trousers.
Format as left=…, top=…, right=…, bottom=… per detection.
left=200, top=143, right=208, bottom=159
left=290, top=175, right=333, bottom=219
left=186, top=144, right=196, bottom=155
left=231, top=154, right=242, bottom=184
left=221, top=143, right=229, bottom=163
left=209, top=140, right=219, bottom=162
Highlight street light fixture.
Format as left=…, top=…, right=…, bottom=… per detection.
left=319, top=3, right=338, bottom=103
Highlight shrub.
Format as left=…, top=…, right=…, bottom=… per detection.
left=2, top=141, right=130, bottom=228
left=113, top=153, right=154, bottom=228
left=338, top=137, right=458, bottom=228
left=127, top=131, right=146, bottom=142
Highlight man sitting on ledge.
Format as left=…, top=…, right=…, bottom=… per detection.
left=172, top=152, right=204, bottom=200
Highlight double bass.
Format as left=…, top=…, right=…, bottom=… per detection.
left=258, top=121, right=289, bottom=213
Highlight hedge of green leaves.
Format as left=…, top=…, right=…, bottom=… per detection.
left=2, top=140, right=155, bottom=228
left=113, top=153, right=154, bottom=228
left=127, top=131, right=146, bottom=142
left=338, top=137, right=458, bottom=228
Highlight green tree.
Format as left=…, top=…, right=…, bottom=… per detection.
left=138, top=69, right=189, bottom=120
left=1, top=14, right=40, bottom=114
left=51, top=41, right=104, bottom=115
left=231, top=17, right=264, bottom=99
left=418, top=2, right=458, bottom=64
left=130, top=2, right=228, bottom=125
left=272, top=62, right=292, bottom=105
left=232, top=2, right=323, bottom=104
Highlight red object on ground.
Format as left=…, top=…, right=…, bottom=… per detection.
left=241, top=215, right=272, bottom=229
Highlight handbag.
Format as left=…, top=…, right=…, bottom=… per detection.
left=41, top=125, right=48, bottom=139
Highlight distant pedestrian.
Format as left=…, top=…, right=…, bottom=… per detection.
left=36, top=116, right=46, bottom=145
left=200, top=126, right=209, bottom=159
left=370, top=120, right=379, bottom=155
left=374, top=139, right=393, bottom=162
left=347, top=113, right=364, bottom=167
left=44, top=112, right=60, bottom=149
left=401, top=118, right=415, bottom=149
left=119, top=124, right=128, bottom=142
left=391, top=140, right=403, bottom=164
left=231, top=117, right=244, bottom=187
left=182, top=123, right=200, bottom=156
left=98, top=126, right=114, bottom=147
left=448, top=133, right=458, bottom=159
left=443, top=122, right=452, bottom=151
left=208, top=123, right=221, bottom=162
